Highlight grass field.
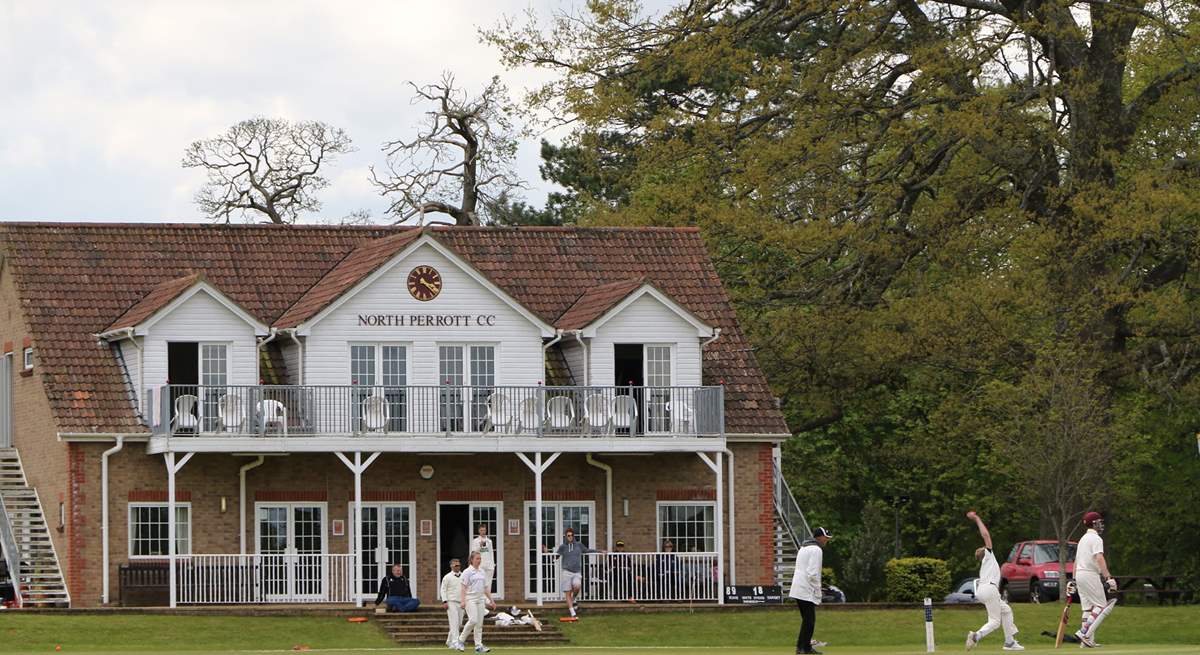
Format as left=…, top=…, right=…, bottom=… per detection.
left=1, top=604, right=1197, bottom=654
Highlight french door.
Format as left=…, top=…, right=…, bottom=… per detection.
left=349, top=503, right=415, bottom=600
left=256, top=503, right=326, bottom=600
left=439, top=345, right=496, bottom=432
left=644, top=345, right=672, bottom=433
left=525, top=502, right=595, bottom=599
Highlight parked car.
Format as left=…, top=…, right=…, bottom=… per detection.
left=945, top=577, right=979, bottom=604
left=822, top=584, right=846, bottom=603
left=0, top=559, right=14, bottom=606
left=1000, top=540, right=1077, bottom=603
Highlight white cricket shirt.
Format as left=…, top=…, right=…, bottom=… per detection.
left=978, top=548, right=1000, bottom=586
left=1076, top=529, right=1104, bottom=575
left=440, top=571, right=462, bottom=603
left=461, top=565, right=488, bottom=600
left=471, top=536, right=495, bottom=568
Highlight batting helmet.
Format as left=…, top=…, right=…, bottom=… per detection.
left=1083, top=511, right=1103, bottom=527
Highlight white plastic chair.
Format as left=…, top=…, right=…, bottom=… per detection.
left=258, top=399, right=288, bottom=435
left=518, top=396, right=541, bottom=434
left=611, top=395, right=638, bottom=433
left=546, top=396, right=575, bottom=430
left=172, top=394, right=199, bottom=432
left=583, top=393, right=611, bottom=434
left=218, top=394, right=245, bottom=432
left=668, top=396, right=694, bottom=434
left=486, top=392, right=515, bottom=433
left=361, top=395, right=389, bottom=433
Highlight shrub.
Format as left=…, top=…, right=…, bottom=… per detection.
left=822, top=567, right=838, bottom=588
left=885, top=557, right=951, bottom=602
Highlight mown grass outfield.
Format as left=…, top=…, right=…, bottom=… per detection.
left=0, top=604, right=1197, bottom=654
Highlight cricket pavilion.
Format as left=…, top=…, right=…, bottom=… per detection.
left=0, top=222, right=811, bottom=609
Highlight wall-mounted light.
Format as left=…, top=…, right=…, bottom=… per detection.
left=220, top=496, right=227, bottom=513
left=58, top=502, right=66, bottom=532
left=622, top=498, right=630, bottom=517
left=420, top=464, right=435, bottom=480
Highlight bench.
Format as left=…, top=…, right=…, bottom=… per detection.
left=119, top=562, right=169, bottom=607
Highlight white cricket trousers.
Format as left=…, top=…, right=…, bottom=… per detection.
left=1076, top=571, right=1106, bottom=612
left=458, top=597, right=487, bottom=647
left=483, top=565, right=495, bottom=588
left=975, top=583, right=1018, bottom=642
left=445, top=601, right=463, bottom=646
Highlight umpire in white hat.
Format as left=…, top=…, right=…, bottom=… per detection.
left=790, top=527, right=832, bottom=655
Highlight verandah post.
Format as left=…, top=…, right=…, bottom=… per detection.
left=354, top=451, right=363, bottom=608
left=167, top=452, right=176, bottom=608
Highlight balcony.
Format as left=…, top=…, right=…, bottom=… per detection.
left=150, top=384, right=724, bottom=442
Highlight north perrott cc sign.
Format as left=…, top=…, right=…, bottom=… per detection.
left=407, top=265, right=442, bottom=301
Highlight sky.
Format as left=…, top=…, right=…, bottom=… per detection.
left=0, top=1, right=577, bottom=224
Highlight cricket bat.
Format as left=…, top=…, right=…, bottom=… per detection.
left=1055, top=581, right=1077, bottom=648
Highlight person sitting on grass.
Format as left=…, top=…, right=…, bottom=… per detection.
left=375, top=563, right=420, bottom=613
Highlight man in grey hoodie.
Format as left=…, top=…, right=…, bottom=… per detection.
left=544, top=527, right=605, bottom=618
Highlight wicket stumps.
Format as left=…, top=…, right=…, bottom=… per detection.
left=924, top=597, right=935, bottom=652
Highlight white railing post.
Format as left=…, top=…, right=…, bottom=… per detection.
left=535, top=452, right=543, bottom=607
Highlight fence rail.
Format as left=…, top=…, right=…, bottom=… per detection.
left=152, top=384, right=724, bottom=439
left=174, top=554, right=355, bottom=604
left=537, top=551, right=719, bottom=602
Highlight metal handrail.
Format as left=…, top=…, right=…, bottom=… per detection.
left=0, top=495, right=24, bottom=607
left=773, top=459, right=812, bottom=549
left=152, top=384, right=726, bottom=438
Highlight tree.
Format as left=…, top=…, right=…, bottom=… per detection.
left=183, top=117, right=353, bottom=224
left=371, top=73, right=523, bottom=225
left=488, top=1, right=1200, bottom=583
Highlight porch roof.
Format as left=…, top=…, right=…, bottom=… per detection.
left=0, top=223, right=789, bottom=436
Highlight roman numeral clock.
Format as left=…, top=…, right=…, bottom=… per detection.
left=407, top=265, right=442, bottom=301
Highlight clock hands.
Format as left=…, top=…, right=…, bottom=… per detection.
left=420, top=278, right=438, bottom=292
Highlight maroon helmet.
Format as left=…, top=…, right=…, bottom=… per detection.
left=1083, top=511, right=1105, bottom=532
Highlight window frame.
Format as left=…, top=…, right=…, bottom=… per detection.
left=22, top=346, right=32, bottom=370
left=127, top=502, right=192, bottom=559
left=654, top=500, right=716, bottom=553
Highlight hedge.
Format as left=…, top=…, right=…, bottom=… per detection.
left=885, top=557, right=951, bottom=602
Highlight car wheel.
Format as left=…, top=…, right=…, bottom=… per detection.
left=1030, top=579, right=1042, bottom=604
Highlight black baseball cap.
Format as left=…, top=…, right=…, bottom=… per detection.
left=813, top=527, right=833, bottom=539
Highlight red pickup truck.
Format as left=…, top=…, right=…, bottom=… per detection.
left=999, top=540, right=1077, bottom=603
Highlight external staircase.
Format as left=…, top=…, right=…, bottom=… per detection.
left=772, top=459, right=811, bottom=595
left=374, top=607, right=568, bottom=646
left=0, top=447, right=70, bottom=607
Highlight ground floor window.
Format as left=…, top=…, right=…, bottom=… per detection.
left=656, top=502, right=714, bottom=552
left=128, top=503, right=191, bottom=557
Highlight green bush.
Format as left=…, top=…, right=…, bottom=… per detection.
left=822, top=567, right=838, bottom=588
left=885, top=557, right=951, bottom=602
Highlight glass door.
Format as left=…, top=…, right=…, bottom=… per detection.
left=524, top=502, right=594, bottom=600
left=471, top=503, right=502, bottom=596
left=351, top=503, right=415, bottom=600
left=439, top=346, right=465, bottom=431
left=644, top=345, right=672, bottom=433
left=200, top=343, right=228, bottom=431
left=256, top=503, right=326, bottom=600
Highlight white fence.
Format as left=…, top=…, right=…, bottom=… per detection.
left=175, top=554, right=355, bottom=604
left=538, top=551, right=719, bottom=602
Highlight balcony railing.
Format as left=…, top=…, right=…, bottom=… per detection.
left=536, top=551, right=719, bottom=602
left=151, top=384, right=724, bottom=438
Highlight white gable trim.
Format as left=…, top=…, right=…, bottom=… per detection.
left=134, top=282, right=269, bottom=336
left=580, top=285, right=713, bottom=338
left=296, top=234, right=556, bottom=337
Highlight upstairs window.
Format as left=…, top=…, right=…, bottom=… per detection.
left=22, top=347, right=32, bottom=370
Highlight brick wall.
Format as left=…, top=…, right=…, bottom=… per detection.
left=75, top=446, right=779, bottom=606
left=0, top=268, right=74, bottom=600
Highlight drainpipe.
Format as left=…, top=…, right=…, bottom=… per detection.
left=572, top=330, right=589, bottom=386
left=542, top=329, right=564, bottom=382
left=256, top=328, right=280, bottom=384
left=239, top=456, right=265, bottom=554
left=585, top=454, right=613, bottom=550
left=702, top=328, right=722, bottom=349
left=724, top=448, right=736, bottom=585
left=284, top=329, right=304, bottom=385
left=101, top=436, right=125, bottom=605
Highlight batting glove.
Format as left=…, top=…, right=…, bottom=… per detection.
left=1106, top=578, right=1118, bottom=591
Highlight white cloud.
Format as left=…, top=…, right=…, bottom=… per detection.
left=0, top=0, right=576, bottom=223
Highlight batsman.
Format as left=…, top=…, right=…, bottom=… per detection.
left=1074, top=511, right=1118, bottom=648
left=965, top=511, right=1024, bottom=651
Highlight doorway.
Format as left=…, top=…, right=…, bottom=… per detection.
left=438, top=502, right=503, bottom=597
left=525, top=501, right=595, bottom=600
left=255, top=503, right=327, bottom=601
left=350, top=503, right=416, bottom=601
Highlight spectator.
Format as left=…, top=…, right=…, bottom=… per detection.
left=655, top=539, right=679, bottom=600
left=608, top=540, right=640, bottom=603
left=375, top=563, right=420, bottom=613
left=544, top=527, right=603, bottom=618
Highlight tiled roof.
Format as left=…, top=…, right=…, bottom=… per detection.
left=274, top=229, right=423, bottom=328
left=0, top=222, right=789, bottom=435
left=555, top=277, right=646, bottom=330
left=105, top=272, right=204, bottom=332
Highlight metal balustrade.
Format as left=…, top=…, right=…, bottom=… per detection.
left=175, top=554, right=355, bottom=604
left=537, top=551, right=719, bottom=602
left=773, top=459, right=813, bottom=547
left=152, top=384, right=724, bottom=438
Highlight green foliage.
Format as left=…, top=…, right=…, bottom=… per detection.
left=884, top=557, right=952, bottom=603
left=821, top=566, right=837, bottom=588
left=487, top=0, right=1200, bottom=586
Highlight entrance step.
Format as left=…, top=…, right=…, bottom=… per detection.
left=375, top=608, right=569, bottom=645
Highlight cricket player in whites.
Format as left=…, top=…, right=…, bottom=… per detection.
left=1075, top=511, right=1118, bottom=648
left=470, top=524, right=496, bottom=590
left=440, top=558, right=464, bottom=648
left=965, top=511, right=1024, bottom=651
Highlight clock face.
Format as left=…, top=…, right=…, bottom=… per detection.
left=407, top=265, right=442, bottom=301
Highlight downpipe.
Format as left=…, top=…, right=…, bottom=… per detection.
left=101, top=436, right=125, bottom=605
left=239, top=456, right=266, bottom=554
left=586, top=454, right=613, bottom=550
